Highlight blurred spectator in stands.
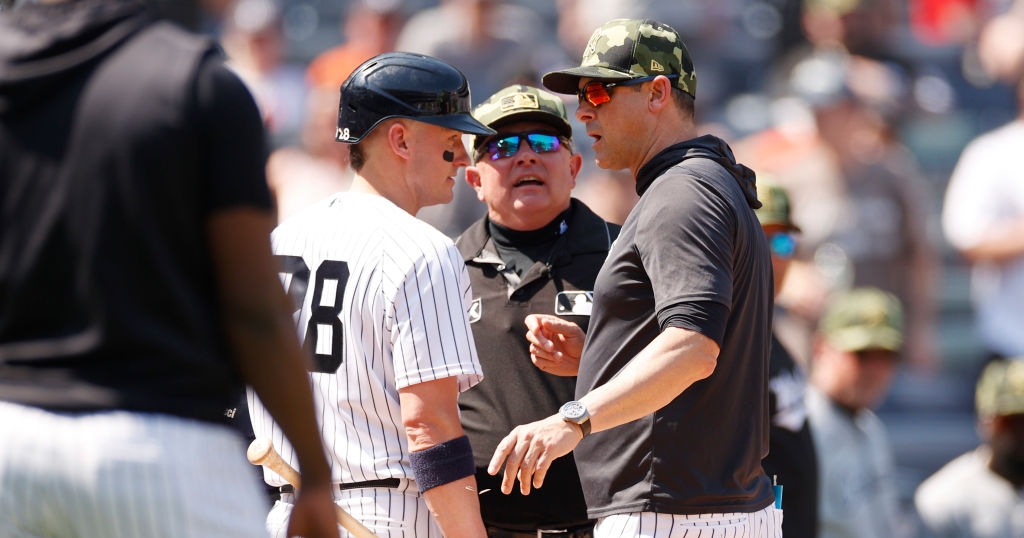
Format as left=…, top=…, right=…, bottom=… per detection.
left=942, top=8, right=1024, bottom=366
left=807, top=287, right=909, bottom=538
left=915, top=358, right=1024, bottom=537
left=799, top=0, right=902, bottom=60
left=305, top=0, right=405, bottom=92
left=757, top=180, right=820, bottom=538
left=221, top=0, right=307, bottom=149
left=396, top=0, right=545, bottom=99
left=571, top=168, right=638, bottom=226
left=265, top=84, right=353, bottom=224
left=261, top=0, right=406, bottom=223
left=734, top=49, right=939, bottom=372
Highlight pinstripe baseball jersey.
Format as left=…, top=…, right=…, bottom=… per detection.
left=248, top=191, right=483, bottom=487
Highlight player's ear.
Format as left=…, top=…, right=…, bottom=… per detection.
left=465, top=166, right=485, bottom=200
left=386, top=120, right=412, bottom=160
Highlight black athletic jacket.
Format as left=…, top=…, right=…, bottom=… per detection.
left=575, top=135, right=776, bottom=517
left=0, top=0, right=271, bottom=422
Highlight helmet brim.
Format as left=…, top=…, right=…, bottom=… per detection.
left=419, top=113, right=496, bottom=136
left=542, top=66, right=634, bottom=95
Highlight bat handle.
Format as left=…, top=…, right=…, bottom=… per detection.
left=247, top=437, right=302, bottom=487
left=247, top=438, right=380, bottom=538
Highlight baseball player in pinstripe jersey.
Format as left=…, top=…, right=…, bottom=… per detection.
left=248, top=51, right=494, bottom=538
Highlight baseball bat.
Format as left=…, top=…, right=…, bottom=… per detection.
left=247, top=438, right=378, bottom=538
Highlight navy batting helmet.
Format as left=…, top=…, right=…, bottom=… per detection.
left=335, top=52, right=494, bottom=143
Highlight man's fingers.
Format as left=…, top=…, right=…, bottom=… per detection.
left=487, top=434, right=515, bottom=476
left=490, top=431, right=529, bottom=495
left=516, top=466, right=534, bottom=496
left=517, top=442, right=551, bottom=495
left=525, top=327, right=554, bottom=352
left=532, top=453, right=552, bottom=490
left=501, top=448, right=523, bottom=495
left=530, top=349, right=561, bottom=368
left=525, top=330, right=551, bottom=350
left=525, top=314, right=564, bottom=351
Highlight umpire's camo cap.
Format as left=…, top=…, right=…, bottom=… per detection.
left=542, top=18, right=697, bottom=98
left=471, top=85, right=573, bottom=149
left=755, top=180, right=801, bottom=232
left=819, top=287, right=904, bottom=353
left=976, top=359, right=1024, bottom=419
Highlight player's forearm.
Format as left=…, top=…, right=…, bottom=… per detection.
left=208, top=210, right=332, bottom=487
left=226, top=314, right=332, bottom=487
left=581, top=327, right=718, bottom=434
left=422, top=475, right=488, bottom=538
left=400, top=377, right=466, bottom=450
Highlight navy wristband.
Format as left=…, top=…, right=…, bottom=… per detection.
left=409, top=435, right=475, bottom=492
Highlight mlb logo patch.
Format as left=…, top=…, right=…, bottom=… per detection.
left=500, top=92, right=539, bottom=111
left=468, top=298, right=482, bottom=323
left=555, top=291, right=594, bottom=316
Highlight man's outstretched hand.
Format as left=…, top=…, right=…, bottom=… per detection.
left=487, top=414, right=583, bottom=496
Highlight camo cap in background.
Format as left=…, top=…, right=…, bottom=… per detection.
left=819, top=287, right=904, bottom=353
left=755, top=180, right=801, bottom=232
left=976, top=359, right=1024, bottom=419
left=471, top=84, right=573, bottom=149
left=542, top=18, right=697, bottom=98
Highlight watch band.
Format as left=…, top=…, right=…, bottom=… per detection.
left=577, top=416, right=591, bottom=438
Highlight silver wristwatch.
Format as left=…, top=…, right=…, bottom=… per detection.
left=559, top=400, right=591, bottom=438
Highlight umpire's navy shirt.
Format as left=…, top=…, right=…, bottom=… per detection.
left=457, top=199, right=619, bottom=530
left=574, top=135, right=775, bottom=518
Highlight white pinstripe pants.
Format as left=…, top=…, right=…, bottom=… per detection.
left=268, top=484, right=440, bottom=538
left=0, top=401, right=267, bottom=538
left=593, top=505, right=783, bottom=538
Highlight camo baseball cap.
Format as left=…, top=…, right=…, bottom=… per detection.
left=976, top=359, right=1024, bottom=418
left=471, top=84, right=573, bottom=149
left=755, top=181, right=801, bottom=231
left=819, top=287, right=904, bottom=353
left=542, top=18, right=697, bottom=98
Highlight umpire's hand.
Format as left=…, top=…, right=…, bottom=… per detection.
left=524, top=314, right=585, bottom=377
left=487, top=414, right=583, bottom=496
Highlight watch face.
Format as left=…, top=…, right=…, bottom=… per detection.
left=561, top=401, right=587, bottom=422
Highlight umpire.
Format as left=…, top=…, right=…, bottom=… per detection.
left=456, top=84, right=620, bottom=538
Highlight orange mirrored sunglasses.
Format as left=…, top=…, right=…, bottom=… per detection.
left=576, top=74, right=679, bottom=107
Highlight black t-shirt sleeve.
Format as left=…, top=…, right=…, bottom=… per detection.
left=635, top=173, right=734, bottom=346
left=193, top=54, right=272, bottom=213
